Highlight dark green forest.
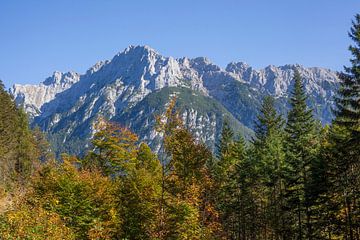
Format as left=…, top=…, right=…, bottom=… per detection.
left=0, top=15, right=359, bottom=240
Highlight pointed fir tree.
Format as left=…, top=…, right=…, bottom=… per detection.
left=213, top=119, right=236, bottom=238
left=254, top=95, right=284, bottom=144
left=253, top=95, right=286, bottom=238
left=284, top=69, right=319, bottom=239
left=216, top=118, right=234, bottom=159
left=329, top=14, right=360, bottom=239
left=233, top=139, right=259, bottom=239
left=335, top=14, right=360, bottom=145
left=227, top=135, right=251, bottom=239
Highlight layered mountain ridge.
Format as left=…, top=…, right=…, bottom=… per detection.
left=11, top=45, right=339, bottom=155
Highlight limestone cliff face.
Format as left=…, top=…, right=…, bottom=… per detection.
left=11, top=71, right=80, bottom=117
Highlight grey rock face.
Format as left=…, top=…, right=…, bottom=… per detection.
left=11, top=45, right=339, bottom=156
left=11, top=71, right=80, bottom=118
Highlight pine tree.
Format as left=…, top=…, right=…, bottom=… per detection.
left=0, top=80, right=38, bottom=186
left=284, top=69, right=319, bottom=239
left=233, top=141, right=259, bottom=240
left=307, top=125, right=334, bottom=239
left=330, top=14, right=360, bottom=239
left=253, top=95, right=286, bottom=239
left=216, top=119, right=234, bottom=159
left=230, top=135, right=255, bottom=240
left=335, top=14, right=360, bottom=145
left=254, top=96, right=284, bottom=144
left=213, top=121, right=237, bottom=238
left=0, top=80, right=20, bottom=184
left=14, top=108, right=38, bottom=182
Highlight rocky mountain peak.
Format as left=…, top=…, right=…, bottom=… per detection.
left=115, top=45, right=161, bottom=64
left=226, top=62, right=251, bottom=74
left=190, top=57, right=221, bottom=74
left=86, top=61, right=109, bottom=75
left=11, top=45, right=340, bottom=156
left=43, top=71, right=80, bottom=86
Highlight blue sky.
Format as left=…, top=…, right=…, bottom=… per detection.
left=0, top=0, right=359, bottom=88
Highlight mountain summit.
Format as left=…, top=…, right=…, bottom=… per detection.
left=11, top=45, right=339, bottom=155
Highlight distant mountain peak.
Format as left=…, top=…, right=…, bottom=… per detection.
left=43, top=71, right=80, bottom=86
left=119, top=45, right=160, bottom=58
left=226, top=62, right=251, bottom=74
left=11, top=45, right=339, bottom=156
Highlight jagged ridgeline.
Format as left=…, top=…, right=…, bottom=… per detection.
left=11, top=45, right=339, bottom=156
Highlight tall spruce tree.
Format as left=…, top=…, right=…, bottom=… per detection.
left=233, top=140, right=259, bottom=239
left=335, top=14, right=360, bottom=145
left=253, top=96, right=286, bottom=239
left=213, top=121, right=237, bottom=238
left=217, top=119, right=234, bottom=159
left=331, top=14, right=360, bottom=240
left=254, top=96, right=284, bottom=144
left=284, top=69, right=319, bottom=239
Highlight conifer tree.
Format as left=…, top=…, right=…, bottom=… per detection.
left=14, top=108, right=38, bottom=181
left=233, top=140, right=259, bottom=240
left=213, top=121, right=236, bottom=238
left=253, top=95, right=286, bottom=239
left=335, top=14, right=360, bottom=145
left=0, top=80, right=19, bottom=184
left=229, top=135, right=254, bottom=240
left=254, top=96, right=284, bottom=144
left=284, top=69, right=319, bottom=239
left=217, top=119, right=234, bottom=159
left=0, top=80, right=38, bottom=186
left=330, top=14, right=360, bottom=239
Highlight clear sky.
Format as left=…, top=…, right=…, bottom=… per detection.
left=1, top=0, right=359, bottom=88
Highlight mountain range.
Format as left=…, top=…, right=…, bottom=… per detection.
left=11, top=45, right=340, bottom=156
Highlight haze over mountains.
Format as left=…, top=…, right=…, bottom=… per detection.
left=11, top=45, right=339, bottom=155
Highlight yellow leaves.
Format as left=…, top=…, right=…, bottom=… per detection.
left=0, top=108, right=226, bottom=239
left=0, top=205, right=75, bottom=239
left=155, top=96, right=183, bottom=136
left=87, top=220, right=115, bottom=240
left=0, top=155, right=121, bottom=239
left=89, top=118, right=140, bottom=175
